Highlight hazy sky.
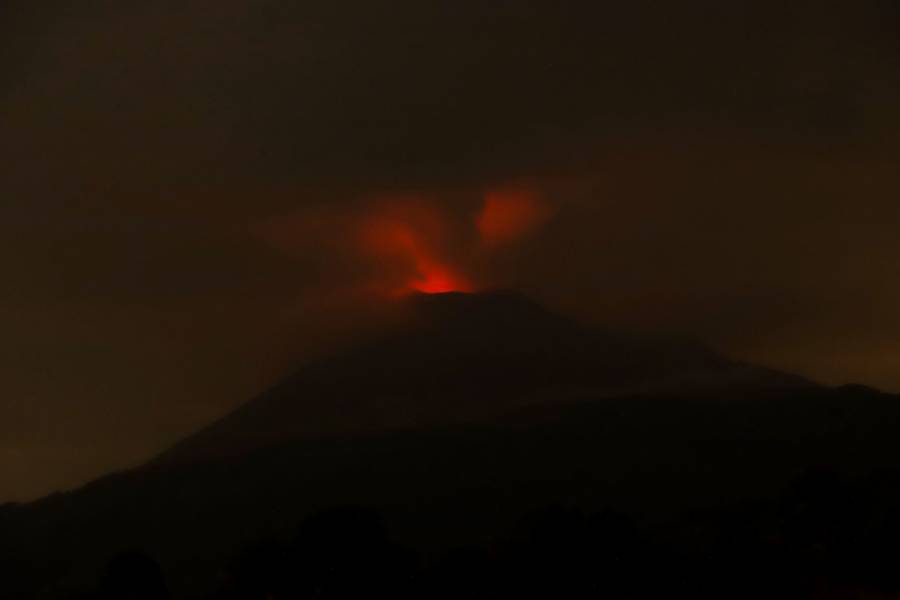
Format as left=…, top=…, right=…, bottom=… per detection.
left=2, top=0, right=899, bottom=501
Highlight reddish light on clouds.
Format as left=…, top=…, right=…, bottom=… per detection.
left=477, top=189, right=548, bottom=246
left=409, top=266, right=470, bottom=294
left=261, top=186, right=553, bottom=300
left=361, top=203, right=472, bottom=296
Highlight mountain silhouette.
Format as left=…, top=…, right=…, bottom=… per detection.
left=2, top=292, right=898, bottom=599
left=158, top=290, right=810, bottom=464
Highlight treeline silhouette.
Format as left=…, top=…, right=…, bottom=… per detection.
left=60, top=467, right=900, bottom=600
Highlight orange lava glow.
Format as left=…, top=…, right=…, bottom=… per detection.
left=361, top=202, right=473, bottom=296
left=408, top=267, right=470, bottom=294
left=477, top=188, right=548, bottom=246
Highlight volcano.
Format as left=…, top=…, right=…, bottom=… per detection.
left=157, top=290, right=810, bottom=465
left=3, top=292, right=900, bottom=599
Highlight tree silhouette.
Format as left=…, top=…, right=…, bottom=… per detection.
left=99, top=551, right=168, bottom=600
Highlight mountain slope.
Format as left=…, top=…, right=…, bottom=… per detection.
left=6, top=291, right=873, bottom=599
left=158, top=291, right=811, bottom=464
left=3, top=385, right=900, bottom=598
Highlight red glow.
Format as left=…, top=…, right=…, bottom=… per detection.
left=361, top=201, right=473, bottom=295
left=477, top=188, right=548, bottom=246
left=409, top=268, right=469, bottom=294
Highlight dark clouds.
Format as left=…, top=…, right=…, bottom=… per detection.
left=6, top=0, right=898, bottom=202
left=2, top=0, right=899, bottom=500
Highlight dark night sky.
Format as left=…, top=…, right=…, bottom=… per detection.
left=2, top=0, right=899, bottom=501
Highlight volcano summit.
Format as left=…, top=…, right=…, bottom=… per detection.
left=157, top=290, right=810, bottom=464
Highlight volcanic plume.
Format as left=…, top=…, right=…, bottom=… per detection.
left=258, top=186, right=552, bottom=301
left=359, top=198, right=474, bottom=295
left=357, top=188, right=551, bottom=296
left=477, top=188, right=550, bottom=247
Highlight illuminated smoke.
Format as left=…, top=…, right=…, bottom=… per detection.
left=360, top=199, right=473, bottom=296
left=477, top=188, right=549, bottom=246
left=261, top=185, right=553, bottom=300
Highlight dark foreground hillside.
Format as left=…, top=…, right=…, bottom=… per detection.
left=3, top=384, right=900, bottom=599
